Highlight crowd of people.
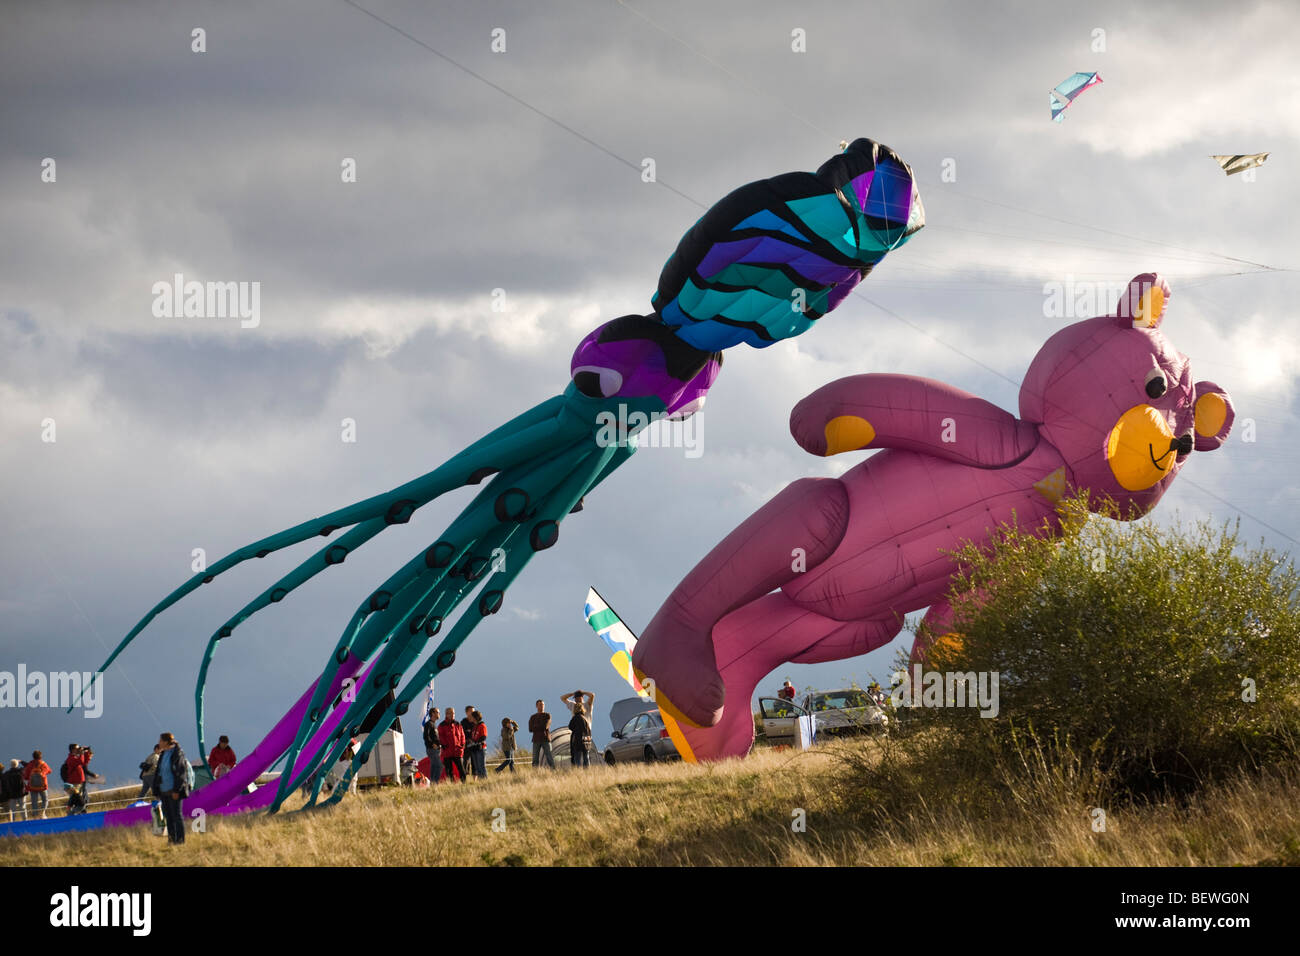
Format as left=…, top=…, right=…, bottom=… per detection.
left=3, top=688, right=605, bottom=835
left=420, top=689, right=597, bottom=782
left=2, top=744, right=96, bottom=822
left=3, top=733, right=209, bottom=845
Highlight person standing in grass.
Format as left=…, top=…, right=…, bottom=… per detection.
left=138, top=743, right=162, bottom=799
left=467, top=709, right=489, bottom=778
left=2, top=759, right=25, bottom=821
left=437, top=707, right=467, bottom=783
left=63, top=743, right=92, bottom=813
left=460, top=706, right=476, bottom=763
left=495, top=717, right=519, bottom=773
left=422, top=713, right=442, bottom=781
left=151, top=732, right=193, bottom=845
left=566, top=696, right=593, bottom=770
left=561, top=689, right=596, bottom=768
left=22, top=750, right=51, bottom=819
left=529, top=699, right=555, bottom=770
left=460, top=706, right=480, bottom=778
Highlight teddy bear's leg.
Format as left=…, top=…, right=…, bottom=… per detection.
left=669, top=596, right=899, bottom=761
left=632, top=477, right=850, bottom=729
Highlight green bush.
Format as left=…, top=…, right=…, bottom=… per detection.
left=842, top=496, right=1300, bottom=822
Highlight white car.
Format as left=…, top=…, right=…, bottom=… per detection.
left=756, top=696, right=815, bottom=746
left=801, top=689, right=888, bottom=736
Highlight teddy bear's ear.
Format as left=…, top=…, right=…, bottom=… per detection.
left=1116, top=273, right=1171, bottom=330
left=1193, top=381, right=1234, bottom=451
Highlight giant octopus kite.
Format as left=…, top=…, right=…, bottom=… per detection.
left=86, top=138, right=926, bottom=811
left=631, top=273, right=1236, bottom=761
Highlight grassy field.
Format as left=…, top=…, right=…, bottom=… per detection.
left=3, top=740, right=1298, bottom=866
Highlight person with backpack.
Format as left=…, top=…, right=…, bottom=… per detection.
left=495, top=717, right=519, bottom=773
left=22, top=750, right=52, bottom=819
left=561, top=689, right=595, bottom=769
left=2, top=759, right=26, bottom=821
left=437, top=707, right=466, bottom=784
left=150, top=732, right=194, bottom=845
left=566, top=698, right=594, bottom=769
left=421, top=714, right=441, bottom=781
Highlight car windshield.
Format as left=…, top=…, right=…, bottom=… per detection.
left=810, top=691, right=873, bottom=711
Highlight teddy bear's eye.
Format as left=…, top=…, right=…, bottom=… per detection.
left=1144, top=368, right=1167, bottom=399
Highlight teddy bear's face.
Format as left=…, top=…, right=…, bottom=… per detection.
left=1019, top=274, right=1234, bottom=516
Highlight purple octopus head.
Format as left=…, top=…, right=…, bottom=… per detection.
left=571, top=315, right=721, bottom=418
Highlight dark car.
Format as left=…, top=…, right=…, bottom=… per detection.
left=603, top=710, right=678, bottom=764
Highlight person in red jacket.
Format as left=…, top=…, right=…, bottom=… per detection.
left=22, top=750, right=52, bottom=819
left=62, top=744, right=93, bottom=814
left=467, top=709, right=489, bottom=779
left=209, top=735, right=237, bottom=779
left=437, top=707, right=466, bottom=784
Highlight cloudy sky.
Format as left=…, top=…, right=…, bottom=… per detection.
left=2, top=0, right=1297, bottom=784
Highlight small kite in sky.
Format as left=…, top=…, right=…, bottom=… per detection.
left=1050, top=71, right=1102, bottom=122
left=1211, top=153, right=1269, bottom=176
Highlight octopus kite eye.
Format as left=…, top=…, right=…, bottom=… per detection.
left=572, top=365, right=623, bottom=398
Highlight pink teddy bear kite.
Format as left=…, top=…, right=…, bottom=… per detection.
left=631, top=274, right=1235, bottom=761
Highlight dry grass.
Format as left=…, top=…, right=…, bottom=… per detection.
left=2, top=741, right=1297, bottom=866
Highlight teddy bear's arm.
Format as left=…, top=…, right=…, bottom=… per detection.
left=789, top=373, right=1039, bottom=468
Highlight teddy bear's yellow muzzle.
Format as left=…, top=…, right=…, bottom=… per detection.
left=1106, top=404, right=1181, bottom=491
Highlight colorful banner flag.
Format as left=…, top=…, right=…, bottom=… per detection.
left=584, top=587, right=649, bottom=699
left=583, top=587, right=697, bottom=762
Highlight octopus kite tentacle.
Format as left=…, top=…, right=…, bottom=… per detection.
left=286, top=401, right=648, bottom=808
left=80, top=393, right=569, bottom=710
left=268, top=393, right=654, bottom=809
left=83, top=137, right=925, bottom=813
left=276, top=505, right=522, bottom=806
left=316, top=434, right=624, bottom=806
left=227, top=414, right=592, bottom=774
